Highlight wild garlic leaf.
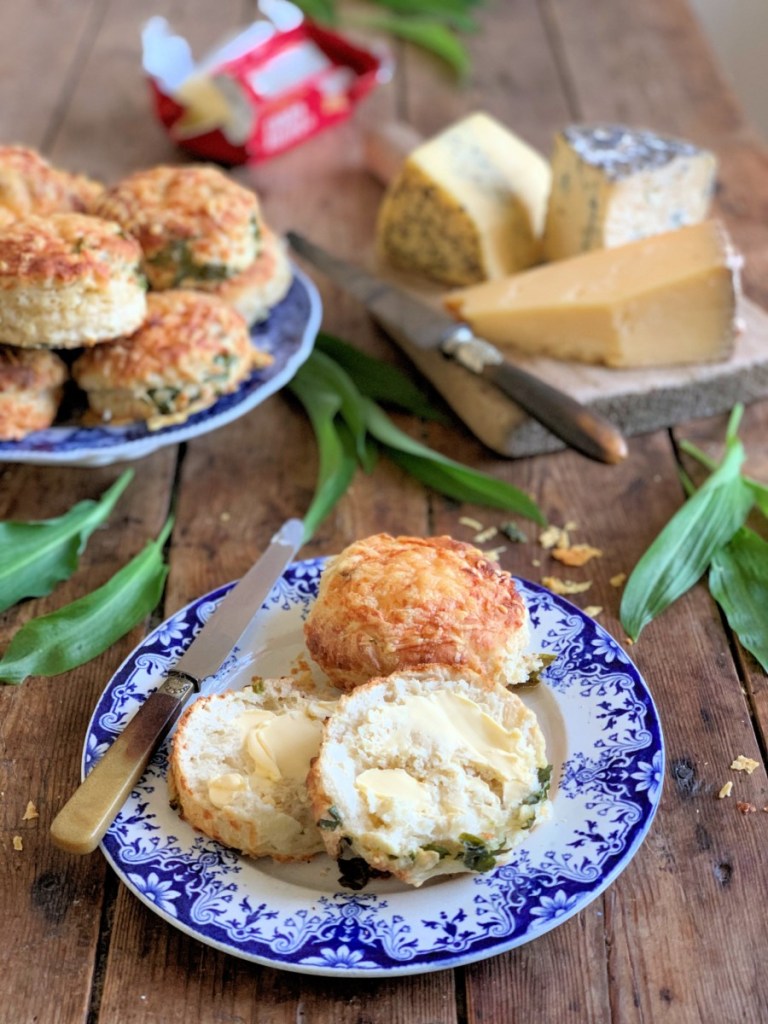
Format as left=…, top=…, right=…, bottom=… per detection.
left=709, top=528, right=768, bottom=672
left=368, top=0, right=478, bottom=31
left=362, top=14, right=470, bottom=75
left=300, top=350, right=372, bottom=467
left=620, top=434, right=754, bottom=641
left=315, top=332, right=446, bottom=422
left=681, top=438, right=768, bottom=518
left=0, top=517, right=172, bottom=685
left=362, top=397, right=545, bottom=523
left=287, top=372, right=358, bottom=542
left=0, top=469, right=133, bottom=614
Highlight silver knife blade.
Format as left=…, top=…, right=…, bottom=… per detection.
left=49, top=517, right=304, bottom=855
left=287, top=232, right=627, bottom=464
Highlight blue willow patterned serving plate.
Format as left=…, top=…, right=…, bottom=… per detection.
left=0, top=267, right=321, bottom=467
left=85, top=559, right=664, bottom=977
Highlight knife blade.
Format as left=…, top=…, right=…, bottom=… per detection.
left=50, top=517, right=304, bottom=855
left=287, top=232, right=627, bottom=464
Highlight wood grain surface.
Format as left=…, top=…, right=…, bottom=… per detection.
left=1, top=1, right=766, bottom=1022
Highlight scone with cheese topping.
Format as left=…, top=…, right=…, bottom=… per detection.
left=304, top=533, right=537, bottom=691
left=0, top=344, right=68, bottom=439
left=168, top=677, right=338, bottom=861
left=72, top=290, right=272, bottom=428
left=307, top=666, right=552, bottom=887
left=0, top=213, right=147, bottom=348
left=206, top=227, right=292, bottom=325
left=0, top=144, right=103, bottom=223
left=93, top=164, right=262, bottom=290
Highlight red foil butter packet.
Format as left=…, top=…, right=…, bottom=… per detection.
left=142, top=2, right=390, bottom=165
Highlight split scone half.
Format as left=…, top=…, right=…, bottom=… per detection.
left=72, top=290, right=272, bottom=428
left=0, top=344, right=68, bottom=439
left=0, top=213, right=146, bottom=348
left=94, top=164, right=263, bottom=290
left=169, top=676, right=338, bottom=861
left=307, top=666, right=552, bottom=888
left=304, top=533, right=540, bottom=691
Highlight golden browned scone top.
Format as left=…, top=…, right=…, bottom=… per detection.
left=304, top=533, right=528, bottom=689
left=0, top=145, right=104, bottom=220
left=74, top=290, right=260, bottom=388
left=0, top=213, right=142, bottom=288
left=94, top=165, right=262, bottom=286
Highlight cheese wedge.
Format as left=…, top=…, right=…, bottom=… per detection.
left=445, top=220, right=741, bottom=369
left=544, top=124, right=717, bottom=262
left=376, top=112, right=551, bottom=287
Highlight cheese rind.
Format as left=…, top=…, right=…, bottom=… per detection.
left=445, top=220, right=741, bottom=369
left=376, top=112, right=552, bottom=286
left=544, top=124, right=717, bottom=261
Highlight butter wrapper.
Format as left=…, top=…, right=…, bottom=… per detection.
left=143, top=3, right=390, bottom=165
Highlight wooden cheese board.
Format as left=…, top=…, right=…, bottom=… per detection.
left=392, top=295, right=768, bottom=457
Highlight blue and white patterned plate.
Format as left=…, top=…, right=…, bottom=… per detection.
left=0, top=267, right=321, bottom=467
left=86, top=559, right=664, bottom=977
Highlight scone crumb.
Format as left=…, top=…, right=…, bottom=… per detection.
left=552, top=544, right=602, bottom=566
left=539, top=525, right=568, bottom=549
left=730, top=755, right=759, bottom=774
left=484, top=545, right=506, bottom=563
left=583, top=606, right=603, bottom=618
left=459, top=516, right=483, bottom=531
left=473, top=526, right=498, bottom=544
left=542, top=576, right=592, bottom=595
left=12, top=835, right=23, bottom=851
left=736, top=801, right=757, bottom=814
left=531, top=558, right=541, bottom=567
left=717, top=781, right=733, bottom=799
left=22, top=800, right=38, bottom=821
left=610, top=573, right=627, bottom=588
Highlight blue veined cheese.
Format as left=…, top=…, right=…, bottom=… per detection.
left=543, top=124, right=717, bottom=261
left=445, top=220, right=741, bottom=369
left=376, top=112, right=552, bottom=286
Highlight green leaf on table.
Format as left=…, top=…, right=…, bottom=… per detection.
left=620, top=433, right=754, bottom=641
left=290, top=0, right=337, bottom=23
left=315, top=332, right=447, bottom=422
left=709, top=527, right=768, bottom=672
left=0, top=469, right=133, bottom=614
left=0, top=516, right=172, bottom=685
left=368, top=0, right=479, bottom=31
left=287, top=371, right=358, bottom=542
left=300, top=349, right=371, bottom=465
left=362, top=397, right=545, bottom=523
left=361, top=14, right=470, bottom=75
left=681, top=439, right=768, bottom=519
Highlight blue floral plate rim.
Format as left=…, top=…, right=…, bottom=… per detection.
left=0, top=265, right=321, bottom=466
left=84, top=558, right=664, bottom=977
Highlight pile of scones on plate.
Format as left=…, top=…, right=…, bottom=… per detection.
left=0, top=145, right=291, bottom=440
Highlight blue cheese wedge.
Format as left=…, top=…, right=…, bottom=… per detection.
left=543, top=124, right=717, bottom=261
left=376, top=112, right=552, bottom=286
left=445, top=220, right=741, bottom=369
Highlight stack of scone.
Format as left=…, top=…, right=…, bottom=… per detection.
left=0, top=149, right=288, bottom=440
left=169, top=534, right=553, bottom=888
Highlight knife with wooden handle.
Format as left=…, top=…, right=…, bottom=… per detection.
left=50, top=518, right=304, bottom=855
left=287, top=232, right=627, bottom=464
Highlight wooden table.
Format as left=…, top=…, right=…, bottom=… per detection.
left=2, top=1, right=767, bottom=1021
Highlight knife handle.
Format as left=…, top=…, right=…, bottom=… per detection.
left=481, top=359, right=628, bottom=464
left=50, top=682, right=193, bottom=855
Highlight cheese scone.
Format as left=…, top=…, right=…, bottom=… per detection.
left=0, top=344, right=68, bottom=439
left=94, top=164, right=263, bottom=290
left=72, top=290, right=272, bottom=428
left=304, top=533, right=537, bottom=691
left=307, top=666, right=552, bottom=887
left=206, top=227, right=292, bottom=325
left=0, top=144, right=103, bottom=223
left=0, top=213, right=146, bottom=348
left=169, top=677, right=338, bottom=861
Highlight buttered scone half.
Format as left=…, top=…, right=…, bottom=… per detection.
left=72, top=290, right=272, bottom=428
left=206, top=227, right=292, bottom=325
left=168, top=677, right=338, bottom=861
left=0, top=345, right=68, bottom=439
left=304, top=533, right=539, bottom=691
left=94, top=164, right=262, bottom=290
left=307, top=667, right=552, bottom=888
left=0, top=144, right=104, bottom=223
left=0, top=213, right=146, bottom=348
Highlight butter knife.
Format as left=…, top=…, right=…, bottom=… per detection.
left=50, top=517, right=304, bottom=855
left=287, top=232, right=627, bottom=464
